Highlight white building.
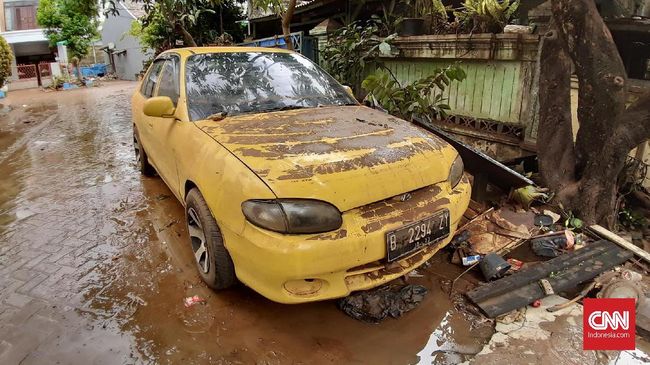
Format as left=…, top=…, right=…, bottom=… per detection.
left=0, top=0, right=56, bottom=90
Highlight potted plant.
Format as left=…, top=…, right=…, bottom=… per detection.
left=399, top=0, right=428, bottom=36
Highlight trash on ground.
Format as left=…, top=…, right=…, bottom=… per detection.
left=461, top=207, right=536, bottom=255
left=509, top=185, right=550, bottom=207
left=479, top=253, right=511, bottom=281
left=473, top=295, right=599, bottom=364
left=533, top=214, right=554, bottom=227
left=462, top=254, right=481, bottom=266
left=466, top=240, right=632, bottom=318
left=506, top=258, right=524, bottom=273
left=542, top=209, right=561, bottom=223
left=338, top=284, right=428, bottom=323
left=530, top=230, right=575, bottom=257
left=183, top=295, right=206, bottom=308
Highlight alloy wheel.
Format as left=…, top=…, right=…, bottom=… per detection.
left=187, top=207, right=210, bottom=273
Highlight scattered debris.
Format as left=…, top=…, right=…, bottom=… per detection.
left=530, top=230, right=575, bottom=257
left=506, top=258, right=524, bottom=272
left=478, top=253, right=511, bottom=281
left=338, top=284, right=428, bottom=323
left=533, top=214, right=553, bottom=227
left=542, top=209, right=561, bottom=224
left=462, top=207, right=536, bottom=255
left=466, top=240, right=633, bottom=318
left=183, top=295, right=206, bottom=308
left=510, top=186, right=550, bottom=207
left=462, top=254, right=481, bottom=266
left=126, top=293, right=147, bottom=306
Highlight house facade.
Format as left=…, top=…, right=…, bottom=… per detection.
left=100, top=1, right=150, bottom=81
left=0, top=0, right=56, bottom=89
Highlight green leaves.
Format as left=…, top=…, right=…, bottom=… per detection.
left=37, top=0, right=99, bottom=59
left=321, top=21, right=396, bottom=94
left=0, top=36, right=12, bottom=88
left=454, top=0, right=520, bottom=33
left=362, top=64, right=466, bottom=121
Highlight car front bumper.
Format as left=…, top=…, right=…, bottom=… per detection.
left=222, top=176, right=471, bottom=304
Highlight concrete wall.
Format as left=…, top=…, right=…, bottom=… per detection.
left=100, top=4, right=151, bottom=81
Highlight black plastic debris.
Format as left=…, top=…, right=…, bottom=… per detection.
left=479, top=253, right=511, bottom=281
left=531, top=231, right=574, bottom=257
left=534, top=214, right=554, bottom=227
left=338, top=284, right=428, bottom=323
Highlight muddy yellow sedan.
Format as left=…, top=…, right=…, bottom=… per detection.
left=131, top=47, right=471, bottom=303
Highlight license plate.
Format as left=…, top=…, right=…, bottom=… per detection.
left=385, top=209, right=450, bottom=262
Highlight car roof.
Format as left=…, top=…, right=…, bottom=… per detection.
left=158, top=46, right=294, bottom=58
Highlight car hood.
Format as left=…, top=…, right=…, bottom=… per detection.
left=196, top=106, right=457, bottom=212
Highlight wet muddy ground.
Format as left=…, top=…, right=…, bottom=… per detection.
left=0, top=82, right=495, bottom=364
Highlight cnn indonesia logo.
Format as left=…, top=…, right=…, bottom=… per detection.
left=583, top=298, right=636, bottom=350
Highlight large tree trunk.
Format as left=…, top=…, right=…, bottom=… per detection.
left=282, top=0, right=297, bottom=51
left=538, top=0, right=650, bottom=227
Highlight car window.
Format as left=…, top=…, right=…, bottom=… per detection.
left=185, top=52, right=357, bottom=121
left=157, top=57, right=180, bottom=105
left=141, top=60, right=164, bottom=98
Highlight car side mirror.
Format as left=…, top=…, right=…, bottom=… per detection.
left=343, top=85, right=354, bottom=97
left=143, top=96, right=175, bottom=118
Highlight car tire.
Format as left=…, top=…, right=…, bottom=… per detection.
left=133, top=130, right=156, bottom=176
left=185, top=188, right=236, bottom=290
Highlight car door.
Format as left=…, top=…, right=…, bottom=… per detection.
left=133, top=59, right=165, bottom=166
left=150, top=55, right=182, bottom=194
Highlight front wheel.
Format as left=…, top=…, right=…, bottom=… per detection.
left=185, top=188, right=236, bottom=290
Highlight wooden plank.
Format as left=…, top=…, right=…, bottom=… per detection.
left=500, top=62, right=516, bottom=123
left=509, top=63, right=523, bottom=121
left=455, top=62, right=468, bottom=111
left=472, top=63, right=485, bottom=116
left=480, top=63, right=495, bottom=117
left=448, top=64, right=459, bottom=110
left=489, top=63, right=504, bottom=120
left=589, top=224, right=650, bottom=264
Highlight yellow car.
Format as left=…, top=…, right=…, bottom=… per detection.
left=131, top=47, right=471, bottom=304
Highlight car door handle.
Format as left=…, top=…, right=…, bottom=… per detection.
left=147, top=121, right=153, bottom=127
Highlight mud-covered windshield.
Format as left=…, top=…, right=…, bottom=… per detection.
left=185, top=52, right=357, bottom=121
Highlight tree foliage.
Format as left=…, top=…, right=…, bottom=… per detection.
left=0, top=36, right=13, bottom=88
left=454, top=0, right=520, bottom=33
left=128, top=0, right=244, bottom=54
left=362, top=65, right=466, bottom=121
left=321, top=21, right=395, bottom=93
left=36, top=0, right=99, bottom=59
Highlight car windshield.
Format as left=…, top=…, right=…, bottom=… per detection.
left=184, top=52, right=357, bottom=121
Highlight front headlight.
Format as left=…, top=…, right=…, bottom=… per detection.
left=241, top=199, right=343, bottom=234
left=448, top=155, right=464, bottom=189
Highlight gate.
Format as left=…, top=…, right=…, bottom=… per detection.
left=16, top=64, right=37, bottom=80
